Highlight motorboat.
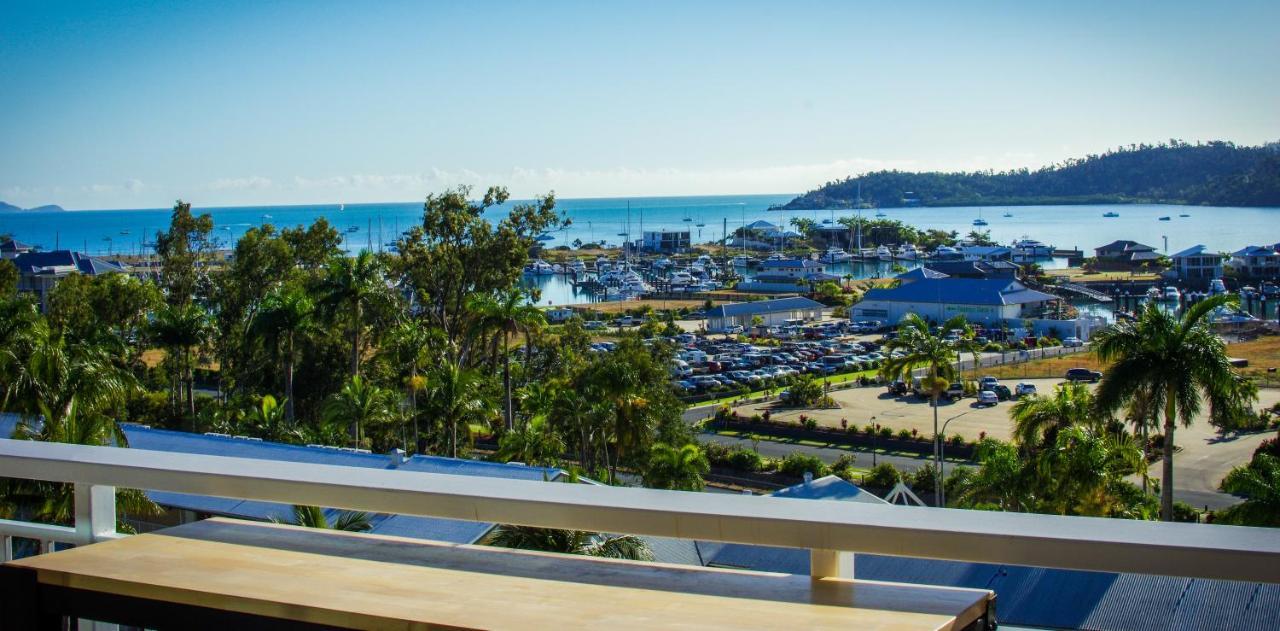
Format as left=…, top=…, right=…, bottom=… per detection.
left=347, top=226, right=359, bottom=233
left=1209, top=278, right=1227, bottom=295
left=731, top=255, right=750, bottom=267
left=1002, top=212, right=1013, bottom=218
left=1210, top=307, right=1258, bottom=324
left=568, top=259, right=587, bottom=275
left=1180, top=214, right=1191, bottom=218
left=1158, top=216, right=1171, bottom=221
left=896, top=244, right=921, bottom=260
left=1163, top=286, right=1181, bottom=301
left=933, top=245, right=961, bottom=259
left=1103, top=211, right=1120, bottom=218
left=1011, top=239, right=1054, bottom=257
left=669, top=271, right=695, bottom=286
left=819, top=247, right=853, bottom=263
left=876, top=245, right=894, bottom=261
left=652, top=257, right=674, bottom=270
left=522, top=259, right=555, bottom=276
left=1146, top=287, right=1162, bottom=300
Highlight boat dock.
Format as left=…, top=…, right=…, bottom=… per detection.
left=1054, top=283, right=1113, bottom=302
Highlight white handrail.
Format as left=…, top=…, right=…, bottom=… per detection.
left=1, top=438, right=1278, bottom=583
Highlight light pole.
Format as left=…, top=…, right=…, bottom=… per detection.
left=869, top=416, right=878, bottom=467
left=938, top=410, right=973, bottom=507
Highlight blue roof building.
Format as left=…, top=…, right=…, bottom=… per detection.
left=119, top=424, right=569, bottom=544
left=854, top=274, right=1057, bottom=327
left=10, top=250, right=128, bottom=311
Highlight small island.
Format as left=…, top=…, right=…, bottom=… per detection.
left=0, top=202, right=66, bottom=212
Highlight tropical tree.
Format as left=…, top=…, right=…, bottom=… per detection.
left=1217, top=454, right=1280, bottom=527
left=245, top=394, right=303, bottom=444
left=496, top=414, right=564, bottom=467
left=879, top=313, right=967, bottom=505
left=278, top=505, right=372, bottom=532
left=317, top=251, right=387, bottom=378
left=322, top=375, right=397, bottom=448
left=1093, top=296, right=1254, bottom=521
left=487, top=525, right=653, bottom=561
left=643, top=442, right=709, bottom=491
left=251, top=284, right=314, bottom=421
left=422, top=360, right=494, bottom=457
left=381, top=319, right=438, bottom=451
left=1010, top=382, right=1101, bottom=449
left=471, top=290, right=546, bottom=431
left=150, top=302, right=210, bottom=422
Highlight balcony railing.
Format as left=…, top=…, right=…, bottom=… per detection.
left=1, top=438, right=1278, bottom=583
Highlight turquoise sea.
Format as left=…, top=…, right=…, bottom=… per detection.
left=2, top=195, right=1277, bottom=305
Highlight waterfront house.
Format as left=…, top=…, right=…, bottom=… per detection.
left=705, top=296, right=824, bottom=331
left=1094, top=240, right=1161, bottom=268
left=737, top=258, right=841, bottom=292
left=1230, top=244, right=1280, bottom=280
left=640, top=230, right=690, bottom=254
left=10, top=249, right=127, bottom=311
left=923, top=260, right=1020, bottom=280
left=1169, top=244, right=1225, bottom=285
left=0, top=238, right=34, bottom=260
left=543, top=306, right=576, bottom=323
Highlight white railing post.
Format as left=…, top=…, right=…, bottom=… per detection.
left=2, top=535, right=11, bottom=561
left=75, top=483, right=117, bottom=544
left=810, top=549, right=854, bottom=579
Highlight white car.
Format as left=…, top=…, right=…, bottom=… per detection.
left=1015, top=382, right=1037, bottom=397
left=1063, top=337, right=1084, bottom=348
left=722, top=325, right=745, bottom=335
left=977, top=391, right=999, bottom=406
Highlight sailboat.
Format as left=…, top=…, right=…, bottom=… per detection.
left=972, top=209, right=988, bottom=226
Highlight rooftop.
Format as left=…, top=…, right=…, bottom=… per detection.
left=11, top=250, right=127, bottom=276
left=862, top=277, right=1058, bottom=306
left=706, top=296, right=825, bottom=318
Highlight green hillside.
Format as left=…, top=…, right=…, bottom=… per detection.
left=773, top=141, right=1280, bottom=210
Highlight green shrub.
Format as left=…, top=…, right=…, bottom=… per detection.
left=800, top=415, right=818, bottom=430
left=864, top=462, right=901, bottom=489
left=725, top=449, right=765, bottom=472
left=829, top=453, right=857, bottom=480
left=909, top=464, right=937, bottom=496
left=1172, top=500, right=1200, bottom=523
left=896, top=428, right=912, bottom=441
left=878, top=426, right=893, bottom=439
left=948, top=434, right=965, bottom=448
left=778, top=452, right=830, bottom=478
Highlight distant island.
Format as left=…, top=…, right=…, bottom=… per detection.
left=771, top=140, right=1280, bottom=210
left=0, top=202, right=65, bottom=212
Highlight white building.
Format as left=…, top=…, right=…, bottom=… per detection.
left=1170, top=245, right=1224, bottom=284
left=641, top=230, right=691, bottom=253
left=705, top=297, right=825, bottom=332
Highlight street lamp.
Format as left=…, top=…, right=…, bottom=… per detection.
left=869, top=416, right=878, bottom=467
left=938, top=410, right=973, bottom=506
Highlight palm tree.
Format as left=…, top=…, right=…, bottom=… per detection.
left=1010, top=382, right=1100, bottom=448
left=246, top=394, right=303, bottom=444
left=422, top=360, right=493, bottom=458
left=322, top=375, right=397, bottom=448
left=382, top=319, right=438, bottom=452
left=643, top=442, right=709, bottom=491
left=250, top=285, right=314, bottom=421
left=1217, top=454, right=1280, bottom=527
left=496, top=414, right=564, bottom=467
left=150, top=302, right=209, bottom=422
left=471, top=290, right=545, bottom=431
left=487, top=525, right=653, bottom=561
left=1093, top=296, right=1253, bottom=521
left=879, top=313, right=966, bottom=505
left=317, top=251, right=386, bottom=378
left=278, top=505, right=372, bottom=532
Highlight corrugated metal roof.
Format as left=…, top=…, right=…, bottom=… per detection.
left=771, top=475, right=887, bottom=504
left=862, top=278, right=1057, bottom=306
left=11, top=250, right=126, bottom=276
left=705, top=297, right=824, bottom=319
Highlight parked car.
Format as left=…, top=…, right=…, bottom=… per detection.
left=979, top=376, right=999, bottom=391
left=1065, top=368, right=1103, bottom=383
left=1015, top=382, right=1038, bottom=397
left=887, top=380, right=909, bottom=396
left=1063, top=337, right=1084, bottom=348
left=977, top=390, right=999, bottom=406
left=946, top=382, right=965, bottom=399
left=584, top=320, right=606, bottom=330
left=991, top=384, right=1012, bottom=401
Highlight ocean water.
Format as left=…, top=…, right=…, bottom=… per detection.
left=2, top=195, right=1277, bottom=305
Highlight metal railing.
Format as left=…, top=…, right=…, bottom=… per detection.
left=1, top=438, right=1278, bottom=583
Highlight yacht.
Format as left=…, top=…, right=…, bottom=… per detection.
left=1210, top=306, right=1258, bottom=324
left=819, top=247, right=853, bottom=263
left=1103, top=211, right=1120, bottom=218
left=731, top=255, right=750, bottom=267
left=568, top=259, right=587, bottom=275
left=1163, top=286, right=1181, bottom=301
left=896, top=244, right=921, bottom=260
left=1002, top=212, right=1013, bottom=218
left=522, top=259, right=555, bottom=276
left=1209, top=278, right=1227, bottom=295
left=876, top=245, right=894, bottom=261
left=1158, top=216, right=1171, bottom=221
left=652, top=257, right=674, bottom=270
left=972, top=209, right=988, bottom=226
left=875, top=211, right=887, bottom=218
left=933, top=245, right=961, bottom=259
left=1145, top=287, right=1162, bottom=300
left=1180, top=213, right=1191, bottom=218
left=669, top=271, right=695, bottom=286
left=1011, top=239, right=1054, bottom=257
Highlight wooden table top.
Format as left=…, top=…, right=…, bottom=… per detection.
left=8, top=518, right=992, bottom=630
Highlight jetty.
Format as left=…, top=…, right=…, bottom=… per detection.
left=1054, top=283, right=1113, bottom=302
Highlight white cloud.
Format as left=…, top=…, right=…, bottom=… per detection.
left=207, top=176, right=273, bottom=191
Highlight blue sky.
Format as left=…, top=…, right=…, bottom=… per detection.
left=2, top=1, right=1277, bottom=209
